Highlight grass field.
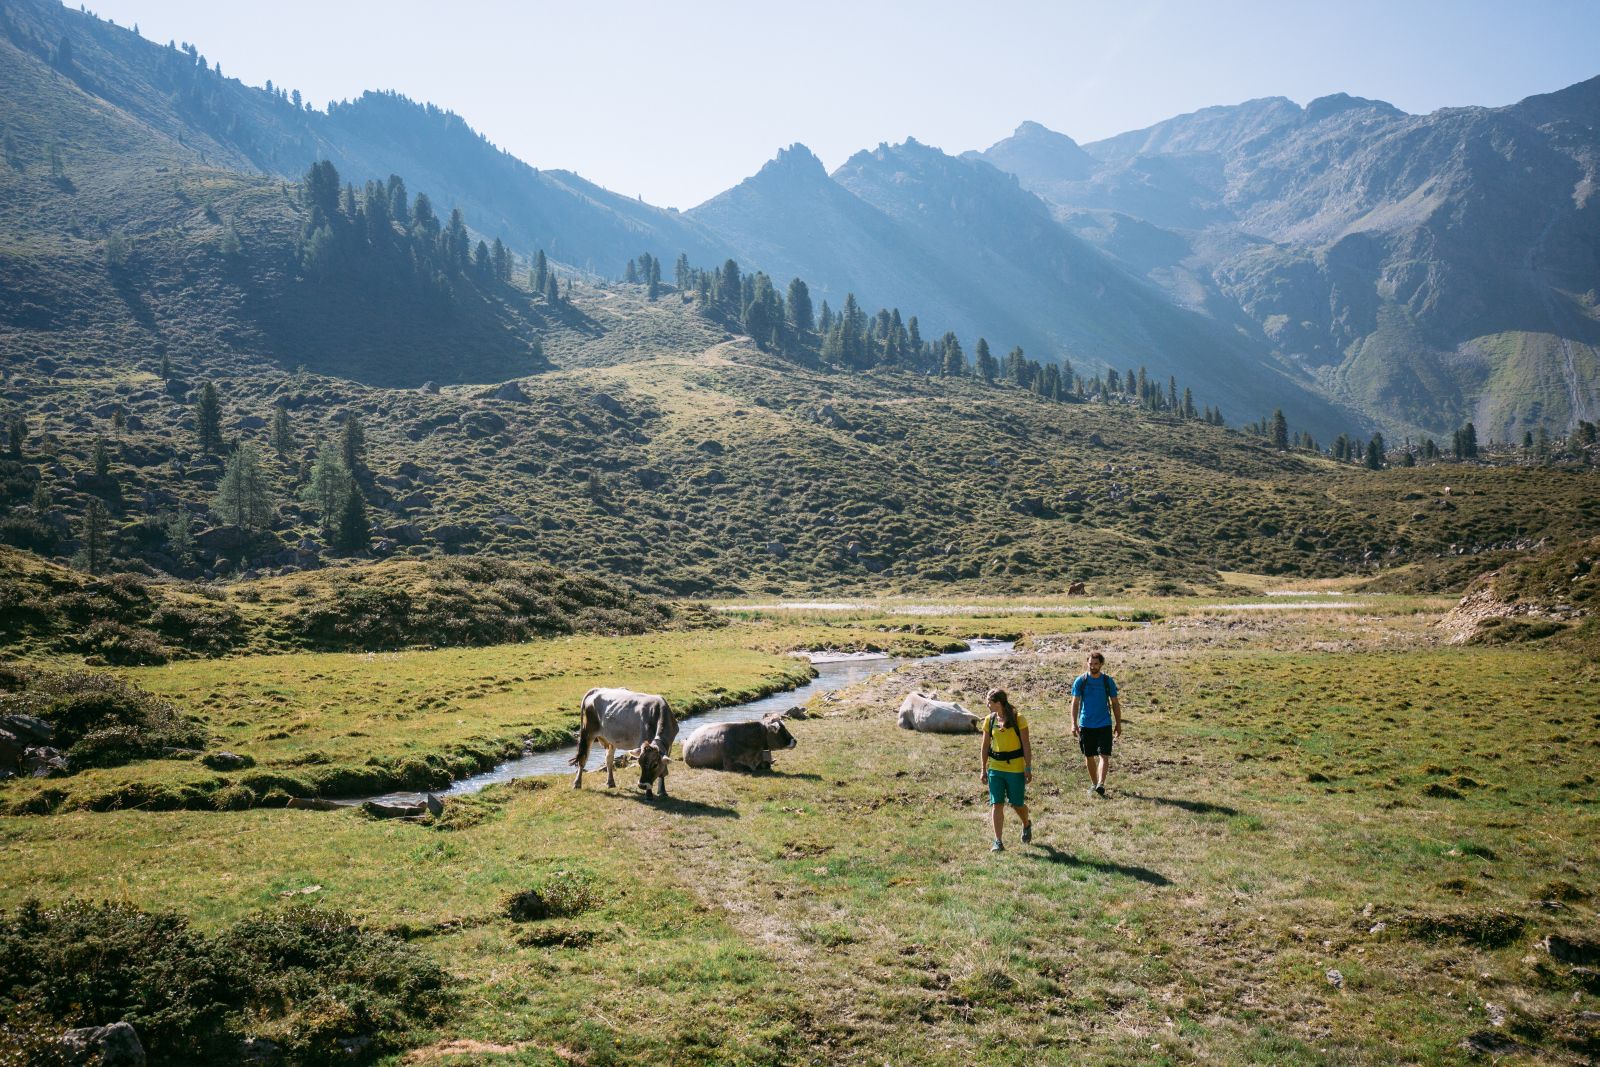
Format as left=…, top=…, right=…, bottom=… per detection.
left=2, top=598, right=1595, bottom=1064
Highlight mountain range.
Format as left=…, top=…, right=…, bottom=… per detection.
left=3, top=0, right=1597, bottom=441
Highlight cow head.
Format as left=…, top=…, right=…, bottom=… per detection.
left=636, top=741, right=667, bottom=791
left=763, top=717, right=797, bottom=750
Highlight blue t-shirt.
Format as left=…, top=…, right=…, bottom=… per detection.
left=1072, top=672, right=1118, bottom=728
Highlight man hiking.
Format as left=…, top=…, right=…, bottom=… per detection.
left=1071, top=651, right=1121, bottom=797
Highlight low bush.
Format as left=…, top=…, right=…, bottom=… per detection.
left=504, top=869, right=602, bottom=922
left=0, top=899, right=452, bottom=1064
left=0, top=667, right=205, bottom=771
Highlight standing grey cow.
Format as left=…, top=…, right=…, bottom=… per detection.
left=682, top=715, right=796, bottom=772
left=570, top=687, right=678, bottom=798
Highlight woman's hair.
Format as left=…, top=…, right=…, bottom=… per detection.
left=986, top=688, right=1016, bottom=729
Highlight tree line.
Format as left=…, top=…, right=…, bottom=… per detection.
left=623, top=254, right=1227, bottom=418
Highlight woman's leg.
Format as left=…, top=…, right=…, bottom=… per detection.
left=1014, top=803, right=1029, bottom=826
left=990, top=802, right=1005, bottom=840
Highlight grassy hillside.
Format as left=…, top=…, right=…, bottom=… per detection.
left=5, top=274, right=1600, bottom=598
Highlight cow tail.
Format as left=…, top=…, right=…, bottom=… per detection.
left=570, top=689, right=598, bottom=768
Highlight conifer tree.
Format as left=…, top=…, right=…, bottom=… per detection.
left=786, top=278, right=813, bottom=334
left=818, top=300, right=834, bottom=335
left=1270, top=409, right=1289, bottom=450
left=533, top=249, right=548, bottom=292
left=301, top=445, right=353, bottom=531
left=194, top=381, right=223, bottom=454
left=211, top=443, right=275, bottom=530
left=77, top=499, right=110, bottom=575
left=333, top=483, right=370, bottom=553
left=940, top=334, right=965, bottom=377
left=1365, top=435, right=1384, bottom=470
left=6, top=415, right=25, bottom=460
left=270, top=404, right=293, bottom=456
left=92, top=439, right=110, bottom=478
left=975, top=338, right=997, bottom=383
left=647, top=257, right=661, bottom=300
left=1183, top=388, right=1195, bottom=419
left=625, top=259, right=638, bottom=283
left=543, top=271, right=560, bottom=304
left=340, top=414, right=366, bottom=475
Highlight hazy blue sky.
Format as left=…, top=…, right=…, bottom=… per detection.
left=84, top=0, right=1600, bottom=209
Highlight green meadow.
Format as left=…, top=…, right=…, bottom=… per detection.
left=2, top=597, right=1595, bottom=1064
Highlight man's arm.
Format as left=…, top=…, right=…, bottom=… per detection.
left=1110, top=695, right=1122, bottom=737
left=1069, top=696, right=1082, bottom=736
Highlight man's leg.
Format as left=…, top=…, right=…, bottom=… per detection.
left=1083, top=754, right=1096, bottom=786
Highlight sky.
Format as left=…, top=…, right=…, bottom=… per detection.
left=80, top=0, right=1600, bottom=209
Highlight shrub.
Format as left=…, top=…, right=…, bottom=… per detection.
left=0, top=667, right=205, bottom=770
left=0, top=900, right=452, bottom=1065
left=71, top=620, right=170, bottom=665
left=503, top=869, right=602, bottom=922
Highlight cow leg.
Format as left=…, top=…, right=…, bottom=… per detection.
left=604, top=743, right=616, bottom=789
left=655, top=762, right=668, bottom=798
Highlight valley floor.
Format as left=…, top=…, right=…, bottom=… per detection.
left=1, top=598, right=1597, bottom=1065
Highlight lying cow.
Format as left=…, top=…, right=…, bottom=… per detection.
left=682, top=715, right=796, bottom=772
left=570, top=687, right=678, bottom=798
left=897, top=692, right=980, bottom=734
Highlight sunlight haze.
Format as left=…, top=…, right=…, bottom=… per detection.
left=77, top=0, right=1600, bottom=208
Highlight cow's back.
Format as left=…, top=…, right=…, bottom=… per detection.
left=585, top=688, right=673, bottom=750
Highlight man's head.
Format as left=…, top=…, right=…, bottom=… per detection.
left=1086, top=651, right=1105, bottom=675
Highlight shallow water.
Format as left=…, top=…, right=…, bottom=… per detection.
left=346, top=638, right=1015, bottom=806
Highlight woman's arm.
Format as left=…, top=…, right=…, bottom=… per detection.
left=979, top=723, right=990, bottom=780
left=1020, top=726, right=1033, bottom=782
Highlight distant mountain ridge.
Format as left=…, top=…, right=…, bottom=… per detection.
left=973, top=85, right=1600, bottom=440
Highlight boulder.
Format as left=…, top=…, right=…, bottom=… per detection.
left=236, top=415, right=267, bottom=430
left=458, top=411, right=506, bottom=439
left=362, top=800, right=426, bottom=819
left=0, top=714, right=54, bottom=745
left=195, top=524, right=256, bottom=557
left=201, top=751, right=254, bottom=771
left=765, top=541, right=788, bottom=558
left=59, top=1021, right=145, bottom=1067
left=897, top=692, right=980, bottom=734
left=487, top=380, right=530, bottom=403
left=383, top=523, right=424, bottom=545
left=428, top=523, right=477, bottom=545
left=26, top=747, right=71, bottom=778
left=285, top=797, right=341, bottom=811
left=592, top=391, right=625, bottom=416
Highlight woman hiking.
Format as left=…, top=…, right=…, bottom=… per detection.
left=979, top=688, right=1032, bottom=851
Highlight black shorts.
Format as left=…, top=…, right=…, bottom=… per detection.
left=1078, top=726, right=1114, bottom=757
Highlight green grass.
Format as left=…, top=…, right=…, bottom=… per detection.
left=1, top=603, right=1595, bottom=1063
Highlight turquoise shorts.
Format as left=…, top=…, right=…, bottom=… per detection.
left=987, top=769, right=1026, bottom=806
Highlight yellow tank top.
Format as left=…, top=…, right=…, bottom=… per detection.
left=985, top=713, right=1029, bottom=773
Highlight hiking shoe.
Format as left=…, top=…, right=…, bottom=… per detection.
left=990, top=839, right=1004, bottom=852
left=1095, top=784, right=1107, bottom=798
left=1020, top=822, right=1032, bottom=843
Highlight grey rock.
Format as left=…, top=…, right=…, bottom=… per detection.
left=765, top=541, right=788, bottom=558
left=383, top=523, right=424, bottom=545
left=428, top=523, right=478, bottom=545
left=201, top=751, right=254, bottom=771
left=362, top=800, right=426, bottom=819
left=1, top=714, right=54, bottom=745
left=59, top=1021, right=144, bottom=1066
left=487, top=380, right=530, bottom=403
left=236, top=415, right=267, bottom=430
